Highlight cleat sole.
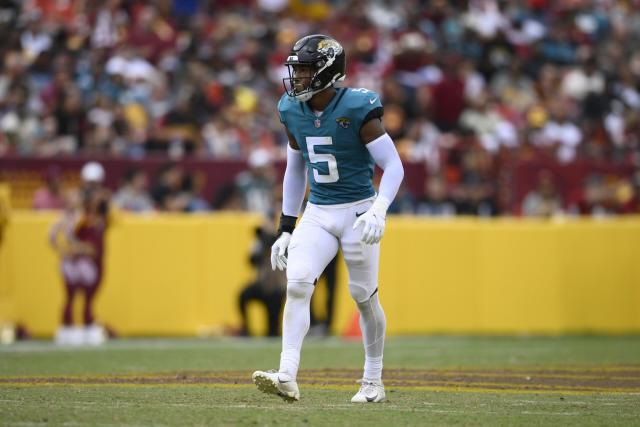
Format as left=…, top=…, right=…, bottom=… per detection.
left=252, top=372, right=298, bottom=402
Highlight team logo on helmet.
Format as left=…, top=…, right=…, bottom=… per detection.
left=317, top=39, right=342, bottom=59
left=336, top=117, right=351, bottom=129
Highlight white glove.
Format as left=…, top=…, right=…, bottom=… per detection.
left=353, top=196, right=391, bottom=245
left=270, top=232, right=292, bottom=271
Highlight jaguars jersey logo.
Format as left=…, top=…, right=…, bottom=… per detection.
left=317, top=39, right=342, bottom=59
left=336, top=117, right=351, bottom=129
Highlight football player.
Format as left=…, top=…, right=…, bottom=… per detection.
left=252, top=35, right=404, bottom=403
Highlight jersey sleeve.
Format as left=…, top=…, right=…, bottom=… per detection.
left=362, top=104, right=384, bottom=129
left=349, top=89, right=384, bottom=132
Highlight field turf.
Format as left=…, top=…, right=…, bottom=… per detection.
left=1, top=336, right=639, bottom=425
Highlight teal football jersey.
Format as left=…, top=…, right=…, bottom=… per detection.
left=278, top=87, right=384, bottom=205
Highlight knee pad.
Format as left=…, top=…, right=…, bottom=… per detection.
left=356, top=290, right=381, bottom=310
left=286, top=280, right=313, bottom=300
left=286, top=259, right=313, bottom=285
left=348, top=281, right=377, bottom=304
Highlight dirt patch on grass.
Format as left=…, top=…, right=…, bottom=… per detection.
left=3, top=365, right=639, bottom=393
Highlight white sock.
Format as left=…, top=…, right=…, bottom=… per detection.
left=356, top=292, right=386, bottom=381
left=279, top=281, right=314, bottom=379
left=364, top=356, right=383, bottom=381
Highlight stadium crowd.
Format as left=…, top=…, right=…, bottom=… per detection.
left=1, top=0, right=640, bottom=215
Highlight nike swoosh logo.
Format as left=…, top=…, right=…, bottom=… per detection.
left=366, top=393, right=378, bottom=402
left=278, top=375, right=291, bottom=383
left=355, top=211, right=365, bottom=217
left=369, top=98, right=378, bottom=104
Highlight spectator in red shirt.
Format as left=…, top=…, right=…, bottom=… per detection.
left=430, top=57, right=465, bottom=132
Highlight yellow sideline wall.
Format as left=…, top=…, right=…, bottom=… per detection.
left=1, top=212, right=639, bottom=337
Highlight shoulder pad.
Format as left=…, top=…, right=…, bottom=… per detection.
left=278, top=93, right=299, bottom=124
left=343, top=88, right=382, bottom=109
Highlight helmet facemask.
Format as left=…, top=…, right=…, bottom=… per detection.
left=282, top=35, right=346, bottom=102
left=283, top=62, right=318, bottom=102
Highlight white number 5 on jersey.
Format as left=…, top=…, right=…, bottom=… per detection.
left=306, top=136, right=339, bottom=183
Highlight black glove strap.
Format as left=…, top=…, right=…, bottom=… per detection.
left=277, top=214, right=297, bottom=235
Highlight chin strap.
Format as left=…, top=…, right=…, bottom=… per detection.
left=294, top=74, right=344, bottom=102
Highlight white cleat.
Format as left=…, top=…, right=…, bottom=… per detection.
left=252, top=370, right=300, bottom=402
left=351, top=378, right=385, bottom=403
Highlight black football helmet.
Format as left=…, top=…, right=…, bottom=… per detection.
left=283, top=34, right=346, bottom=101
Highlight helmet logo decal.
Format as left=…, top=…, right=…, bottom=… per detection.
left=317, top=39, right=342, bottom=59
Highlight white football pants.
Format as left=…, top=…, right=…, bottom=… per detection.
left=279, top=197, right=386, bottom=380
left=288, top=197, right=380, bottom=300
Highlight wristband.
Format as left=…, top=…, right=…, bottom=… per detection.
left=277, top=214, right=297, bottom=235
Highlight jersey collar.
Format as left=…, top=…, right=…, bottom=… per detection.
left=302, top=87, right=346, bottom=117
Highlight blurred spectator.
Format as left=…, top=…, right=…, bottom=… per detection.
left=150, top=163, right=188, bottom=211
left=238, top=222, right=286, bottom=337
left=454, top=178, right=498, bottom=217
left=416, top=174, right=456, bottom=217
left=0, top=83, right=42, bottom=155
left=453, top=147, right=498, bottom=216
left=604, top=100, right=628, bottom=154
left=181, top=172, right=211, bottom=212
left=112, top=168, right=154, bottom=212
left=561, top=57, right=605, bottom=103
left=430, top=57, right=465, bottom=132
left=489, top=59, right=536, bottom=113
left=406, top=118, right=443, bottom=173
left=126, top=4, right=177, bottom=63
left=20, top=12, right=52, bottom=64
left=212, top=183, right=243, bottom=211
left=567, top=173, right=636, bottom=216
left=32, top=166, right=66, bottom=210
left=50, top=161, right=110, bottom=346
left=54, top=86, right=86, bottom=152
left=532, top=98, right=582, bottom=164
left=459, top=90, right=518, bottom=154
left=521, top=170, right=564, bottom=217
left=568, top=173, right=610, bottom=216
left=612, top=177, right=637, bottom=214
left=387, top=182, right=416, bottom=215
left=235, top=148, right=276, bottom=216
left=153, top=95, right=201, bottom=157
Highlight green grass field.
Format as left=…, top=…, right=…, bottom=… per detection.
left=1, top=336, right=639, bottom=425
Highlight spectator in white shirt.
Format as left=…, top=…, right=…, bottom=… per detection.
left=532, top=99, right=583, bottom=163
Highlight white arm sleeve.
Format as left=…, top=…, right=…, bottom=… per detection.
left=282, top=144, right=308, bottom=217
left=366, top=133, right=404, bottom=208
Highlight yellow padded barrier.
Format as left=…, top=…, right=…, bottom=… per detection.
left=1, top=212, right=639, bottom=337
